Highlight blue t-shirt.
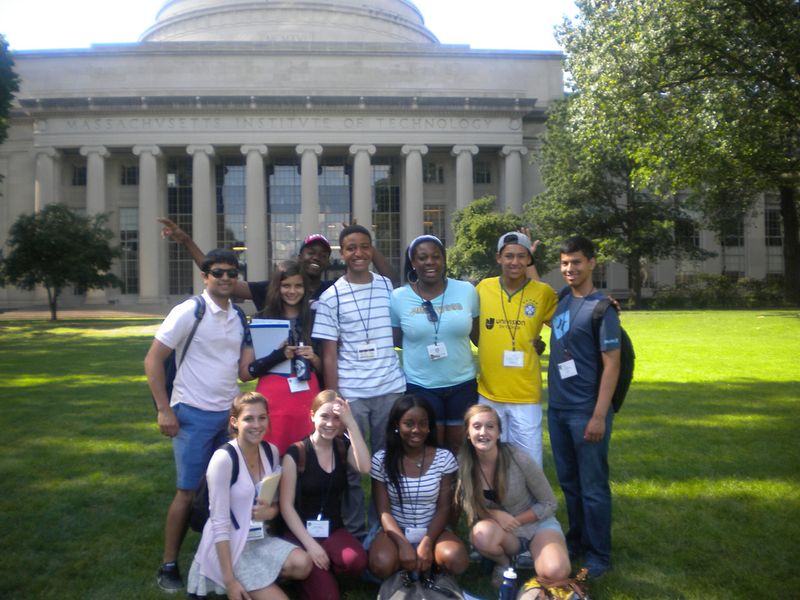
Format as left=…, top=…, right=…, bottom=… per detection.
left=547, top=290, right=621, bottom=411
left=390, top=278, right=479, bottom=388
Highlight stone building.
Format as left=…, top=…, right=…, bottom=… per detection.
left=0, top=0, right=784, bottom=308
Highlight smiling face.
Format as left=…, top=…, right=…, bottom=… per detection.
left=397, top=405, right=430, bottom=451
left=312, top=401, right=343, bottom=439
left=411, top=241, right=445, bottom=285
left=279, top=273, right=305, bottom=307
left=496, top=243, right=531, bottom=283
left=340, top=232, right=373, bottom=277
left=560, top=250, right=596, bottom=293
left=467, top=409, right=500, bottom=453
left=232, top=402, right=269, bottom=446
left=298, top=241, right=331, bottom=280
left=202, top=261, right=239, bottom=302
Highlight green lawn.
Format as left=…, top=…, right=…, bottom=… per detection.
left=1, top=311, right=798, bottom=599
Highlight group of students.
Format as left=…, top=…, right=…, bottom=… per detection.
left=188, top=389, right=569, bottom=600
left=148, top=217, right=621, bottom=599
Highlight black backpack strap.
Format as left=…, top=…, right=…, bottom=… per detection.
left=176, top=295, right=206, bottom=367
left=590, top=298, right=615, bottom=350
left=292, top=440, right=307, bottom=475
left=232, top=303, right=252, bottom=347
left=259, top=440, right=277, bottom=470
left=223, top=442, right=241, bottom=530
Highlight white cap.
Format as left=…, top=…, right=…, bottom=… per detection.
left=503, top=567, right=517, bottom=580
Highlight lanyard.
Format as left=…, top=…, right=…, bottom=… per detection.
left=400, top=453, right=426, bottom=528
left=415, top=282, right=446, bottom=344
left=313, top=442, right=337, bottom=520
left=345, top=277, right=375, bottom=343
left=499, top=280, right=529, bottom=351
left=562, top=294, right=589, bottom=358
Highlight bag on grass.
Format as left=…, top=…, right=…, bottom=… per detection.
left=517, top=568, right=590, bottom=600
left=377, top=570, right=465, bottom=600
left=189, top=441, right=276, bottom=532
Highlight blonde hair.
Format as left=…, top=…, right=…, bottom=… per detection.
left=229, top=391, right=269, bottom=437
left=456, top=404, right=510, bottom=524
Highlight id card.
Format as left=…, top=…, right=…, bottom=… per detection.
left=503, top=350, right=524, bottom=368
left=558, top=359, right=578, bottom=379
left=404, top=527, right=427, bottom=545
left=306, top=519, right=330, bottom=538
left=247, top=520, right=265, bottom=541
left=357, top=343, right=378, bottom=361
left=288, top=377, right=311, bottom=393
left=427, top=342, right=448, bottom=361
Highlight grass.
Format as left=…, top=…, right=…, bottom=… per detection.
left=0, top=311, right=798, bottom=599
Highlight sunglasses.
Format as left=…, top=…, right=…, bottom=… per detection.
left=421, top=300, right=438, bottom=323
left=207, top=268, right=239, bottom=279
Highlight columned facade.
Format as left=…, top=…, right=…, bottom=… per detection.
left=241, top=144, right=269, bottom=282
left=133, top=145, right=162, bottom=303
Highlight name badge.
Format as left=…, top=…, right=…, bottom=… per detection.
left=503, top=350, right=524, bottom=368
left=405, top=527, right=427, bottom=545
left=288, top=377, right=311, bottom=393
left=306, top=519, right=331, bottom=538
left=427, top=342, right=448, bottom=361
left=247, top=520, right=265, bottom=541
left=558, top=359, right=578, bottom=379
left=357, top=342, right=378, bottom=361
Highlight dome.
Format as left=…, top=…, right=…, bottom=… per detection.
left=140, top=0, right=439, bottom=44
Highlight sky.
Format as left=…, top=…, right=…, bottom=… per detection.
left=0, top=0, right=578, bottom=52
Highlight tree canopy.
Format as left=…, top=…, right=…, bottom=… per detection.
left=0, top=34, right=20, bottom=147
left=559, top=0, right=800, bottom=301
left=446, top=196, right=527, bottom=282
left=529, top=96, right=709, bottom=304
left=0, top=204, right=121, bottom=320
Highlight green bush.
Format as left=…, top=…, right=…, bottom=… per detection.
left=650, top=274, right=787, bottom=308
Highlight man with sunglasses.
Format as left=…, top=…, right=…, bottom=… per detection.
left=472, top=231, right=557, bottom=466
left=144, top=249, right=252, bottom=593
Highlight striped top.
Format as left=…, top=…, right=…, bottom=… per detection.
left=312, top=273, right=405, bottom=399
left=370, top=447, right=457, bottom=530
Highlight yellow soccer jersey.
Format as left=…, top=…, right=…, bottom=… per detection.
left=476, top=277, right=557, bottom=404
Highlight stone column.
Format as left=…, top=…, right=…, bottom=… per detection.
left=500, top=145, right=529, bottom=214
left=401, top=144, right=428, bottom=248
left=80, top=145, right=111, bottom=303
left=133, top=145, right=162, bottom=304
left=187, top=145, right=216, bottom=293
left=296, top=144, right=323, bottom=238
left=349, top=144, right=376, bottom=232
left=451, top=145, right=478, bottom=210
left=241, top=145, right=269, bottom=282
left=33, top=147, right=60, bottom=211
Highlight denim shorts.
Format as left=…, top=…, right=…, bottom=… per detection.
left=516, top=515, right=565, bottom=553
left=172, top=403, right=230, bottom=490
left=406, top=378, right=478, bottom=426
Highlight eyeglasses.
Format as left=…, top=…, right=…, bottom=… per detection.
left=421, top=300, right=438, bottom=323
left=207, top=268, right=239, bottom=279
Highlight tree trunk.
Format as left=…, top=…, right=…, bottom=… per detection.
left=779, top=185, right=800, bottom=304
left=627, top=252, right=643, bottom=307
left=46, top=286, right=58, bottom=321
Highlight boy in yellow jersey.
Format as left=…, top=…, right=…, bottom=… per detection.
left=473, top=232, right=556, bottom=465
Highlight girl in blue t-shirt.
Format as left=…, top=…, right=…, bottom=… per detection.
left=390, top=235, right=480, bottom=453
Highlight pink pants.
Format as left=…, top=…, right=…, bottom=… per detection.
left=284, top=527, right=367, bottom=600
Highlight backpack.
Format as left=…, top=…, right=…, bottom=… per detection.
left=189, top=440, right=276, bottom=533
left=153, top=295, right=249, bottom=409
left=377, top=570, right=465, bottom=600
left=517, top=568, right=591, bottom=600
left=557, top=288, right=635, bottom=413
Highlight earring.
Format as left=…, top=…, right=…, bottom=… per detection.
left=407, top=269, right=419, bottom=283
left=394, top=428, right=399, bottom=433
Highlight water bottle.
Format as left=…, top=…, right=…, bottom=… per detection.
left=289, top=329, right=311, bottom=381
left=498, top=566, right=517, bottom=600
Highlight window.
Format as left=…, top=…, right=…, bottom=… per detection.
left=215, top=158, right=247, bottom=272
left=121, top=165, right=139, bottom=186
left=721, top=216, right=744, bottom=247
left=372, top=161, right=401, bottom=274
left=765, top=207, right=782, bottom=247
left=319, top=162, right=352, bottom=265
left=72, top=165, right=87, bottom=186
left=166, top=157, right=194, bottom=296
left=119, top=208, right=139, bottom=294
left=423, top=204, right=446, bottom=245
left=474, top=161, right=491, bottom=184
left=422, top=161, right=444, bottom=184
left=592, top=263, right=607, bottom=289
left=675, top=220, right=700, bottom=248
left=269, top=163, right=301, bottom=268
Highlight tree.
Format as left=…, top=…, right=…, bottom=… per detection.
left=0, top=34, right=20, bottom=147
left=0, top=204, right=121, bottom=320
left=447, top=196, right=526, bottom=282
left=529, top=97, right=710, bottom=305
left=560, top=0, right=800, bottom=302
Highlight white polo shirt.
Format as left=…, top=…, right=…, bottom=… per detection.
left=155, top=290, right=246, bottom=412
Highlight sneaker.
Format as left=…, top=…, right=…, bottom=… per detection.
left=491, top=564, right=507, bottom=589
left=584, top=563, right=610, bottom=580
left=516, top=549, right=534, bottom=569
left=157, top=562, right=183, bottom=593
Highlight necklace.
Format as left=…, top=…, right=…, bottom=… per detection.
left=404, top=450, right=426, bottom=469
